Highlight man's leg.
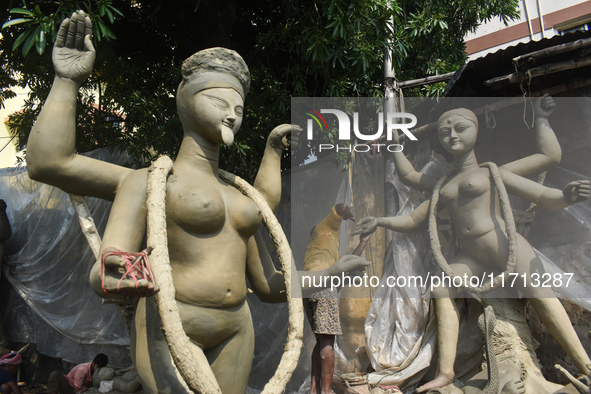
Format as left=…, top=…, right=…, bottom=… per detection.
left=317, top=334, right=335, bottom=394
left=48, top=370, right=75, bottom=394
left=310, top=339, right=321, bottom=394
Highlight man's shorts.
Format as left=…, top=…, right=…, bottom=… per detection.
left=303, top=288, right=342, bottom=335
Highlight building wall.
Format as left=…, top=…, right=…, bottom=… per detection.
left=465, top=0, right=591, bottom=60
left=0, top=85, right=26, bottom=168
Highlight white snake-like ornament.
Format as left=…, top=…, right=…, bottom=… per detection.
left=146, top=156, right=303, bottom=394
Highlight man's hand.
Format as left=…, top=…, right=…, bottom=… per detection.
left=563, top=180, right=591, bottom=204
left=53, top=11, right=96, bottom=86
left=329, top=255, right=370, bottom=278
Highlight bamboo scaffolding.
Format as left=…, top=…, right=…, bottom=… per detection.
left=513, top=37, right=591, bottom=66
left=396, top=72, right=455, bottom=88
left=406, top=76, right=591, bottom=139
left=362, top=74, right=591, bottom=146
left=484, top=55, right=591, bottom=86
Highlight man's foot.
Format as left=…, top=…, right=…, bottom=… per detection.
left=416, top=374, right=454, bottom=393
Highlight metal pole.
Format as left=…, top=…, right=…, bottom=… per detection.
left=383, top=2, right=398, bottom=245
left=522, top=0, right=535, bottom=41
left=536, top=0, right=546, bottom=39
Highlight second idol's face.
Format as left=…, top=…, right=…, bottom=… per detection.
left=437, top=113, right=478, bottom=156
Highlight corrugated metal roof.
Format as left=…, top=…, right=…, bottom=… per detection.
left=444, top=29, right=591, bottom=97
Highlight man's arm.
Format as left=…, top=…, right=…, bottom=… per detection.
left=69, top=363, right=90, bottom=393
left=299, top=255, right=370, bottom=296
left=6, top=380, right=23, bottom=394
left=0, top=200, right=11, bottom=242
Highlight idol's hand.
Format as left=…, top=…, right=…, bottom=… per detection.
left=533, top=94, right=556, bottom=120
left=53, top=11, right=95, bottom=86
left=267, top=124, right=302, bottom=151
left=563, top=180, right=591, bottom=204
left=354, top=216, right=379, bottom=236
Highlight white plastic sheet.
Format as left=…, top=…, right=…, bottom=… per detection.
left=0, top=150, right=130, bottom=365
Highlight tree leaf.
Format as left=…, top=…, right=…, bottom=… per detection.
left=2, top=18, right=32, bottom=29
left=8, top=8, right=35, bottom=17
left=108, top=5, right=124, bottom=17
left=97, top=21, right=116, bottom=40
left=35, top=29, right=46, bottom=55
left=106, top=8, right=114, bottom=24
left=22, top=27, right=40, bottom=56
left=11, top=30, right=29, bottom=51
left=92, top=24, right=102, bottom=41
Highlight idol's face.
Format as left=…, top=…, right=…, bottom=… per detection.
left=177, top=84, right=244, bottom=146
left=190, top=88, right=244, bottom=146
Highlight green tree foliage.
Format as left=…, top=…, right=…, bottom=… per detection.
left=3, top=1, right=120, bottom=56
left=1, top=0, right=519, bottom=178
